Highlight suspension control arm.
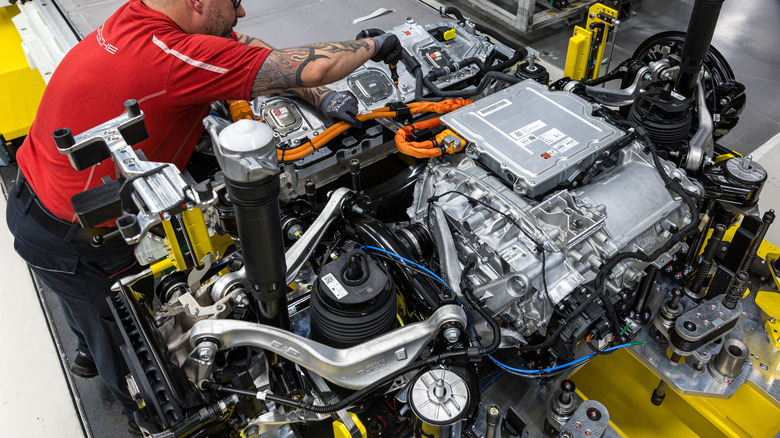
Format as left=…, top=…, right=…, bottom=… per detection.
left=190, top=305, right=466, bottom=390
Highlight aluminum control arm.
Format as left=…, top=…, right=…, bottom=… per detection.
left=190, top=305, right=467, bottom=390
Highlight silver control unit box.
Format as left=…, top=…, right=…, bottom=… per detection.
left=441, top=80, right=625, bottom=197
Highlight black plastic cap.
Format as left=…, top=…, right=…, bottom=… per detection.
left=53, top=128, right=75, bottom=151
left=124, top=99, right=141, bottom=118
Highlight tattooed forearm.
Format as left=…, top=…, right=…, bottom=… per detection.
left=295, top=48, right=328, bottom=87
left=253, top=48, right=327, bottom=95
left=304, top=40, right=372, bottom=55
left=296, top=86, right=331, bottom=105
left=252, top=40, right=373, bottom=98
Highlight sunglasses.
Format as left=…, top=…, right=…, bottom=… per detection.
left=232, top=0, right=241, bottom=8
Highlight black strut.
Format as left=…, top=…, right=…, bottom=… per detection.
left=674, top=0, right=725, bottom=99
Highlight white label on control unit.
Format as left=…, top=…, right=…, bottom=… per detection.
left=321, top=273, right=349, bottom=299
left=538, top=128, right=566, bottom=145
left=400, top=27, right=420, bottom=37
left=514, top=134, right=537, bottom=147
left=519, top=120, right=547, bottom=135
left=540, top=137, right=579, bottom=160
left=477, top=99, right=512, bottom=117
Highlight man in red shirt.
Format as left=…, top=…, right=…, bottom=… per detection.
left=5, top=0, right=401, bottom=433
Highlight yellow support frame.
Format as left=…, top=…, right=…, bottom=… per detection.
left=575, top=218, right=780, bottom=436
left=563, top=3, right=618, bottom=81
left=575, top=349, right=780, bottom=437
left=154, top=208, right=234, bottom=275
left=585, top=3, right=618, bottom=79
left=564, top=26, right=592, bottom=81
left=0, top=5, right=46, bottom=141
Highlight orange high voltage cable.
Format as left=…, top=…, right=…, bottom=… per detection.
left=277, top=99, right=473, bottom=162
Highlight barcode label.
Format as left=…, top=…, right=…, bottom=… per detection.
left=321, top=273, right=348, bottom=299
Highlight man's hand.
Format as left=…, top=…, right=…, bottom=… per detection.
left=318, top=90, right=361, bottom=128
left=369, top=33, right=403, bottom=65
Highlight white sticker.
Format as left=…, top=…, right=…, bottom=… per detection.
left=321, top=273, right=349, bottom=299
left=538, top=128, right=566, bottom=145
left=477, top=99, right=512, bottom=117
left=540, top=137, right=579, bottom=159
left=515, top=134, right=536, bottom=147
left=555, top=137, right=579, bottom=153
left=400, top=27, right=419, bottom=37
left=520, top=120, right=546, bottom=135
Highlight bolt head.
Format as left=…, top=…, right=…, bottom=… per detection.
left=770, top=318, right=777, bottom=323
left=198, top=349, right=213, bottom=362
left=586, top=407, right=602, bottom=421
left=760, top=363, right=769, bottom=371
left=443, top=327, right=461, bottom=343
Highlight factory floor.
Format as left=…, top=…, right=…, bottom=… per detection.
left=0, top=0, right=778, bottom=437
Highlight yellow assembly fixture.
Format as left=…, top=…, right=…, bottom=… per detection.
left=564, top=3, right=618, bottom=81
left=0, top=5, right=46, bottom=144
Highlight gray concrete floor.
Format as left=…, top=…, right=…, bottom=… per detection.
left=16, top=0, right=780, bottom=436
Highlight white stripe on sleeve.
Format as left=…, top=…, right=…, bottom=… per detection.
left=152, top=35, right=229, bottom=74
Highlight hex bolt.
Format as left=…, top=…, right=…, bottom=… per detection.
left=443, top=327, right=461, bottom=343
left=586, top=407, right=601, bottom=421
left=196, top=341, right=218, bottom=362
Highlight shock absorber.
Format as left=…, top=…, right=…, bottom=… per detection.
left=215, top=120, right=289, bottom=330
left=674, top=0, right=725, bottom=99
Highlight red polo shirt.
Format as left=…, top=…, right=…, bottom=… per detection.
left=17, top=0, right=270, bottom=223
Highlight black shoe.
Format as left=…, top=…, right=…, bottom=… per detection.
left=128, top=420, right=144, bottom=437
left=69, top=350, right=98, bottom=378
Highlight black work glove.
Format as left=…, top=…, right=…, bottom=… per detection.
left=318, top=90, right=361, bottom=128
left=369, top=33, right=402, bottom=65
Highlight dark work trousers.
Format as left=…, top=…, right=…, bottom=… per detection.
left=5, top=178, right=139, bottom=421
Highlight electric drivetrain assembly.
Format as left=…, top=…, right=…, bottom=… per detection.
left=54, top=2, right=780, bottom=437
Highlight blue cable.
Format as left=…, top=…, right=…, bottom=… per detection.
left=488, top=342, right=643, bottom=375
left=360, top=246, right=483, bottom=345
left=359, top=245, right=643, bottom=376
left=360, top=246, right=452, bottom=288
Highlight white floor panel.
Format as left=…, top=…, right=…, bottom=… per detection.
left=0, top=196, right=84, bottom=437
